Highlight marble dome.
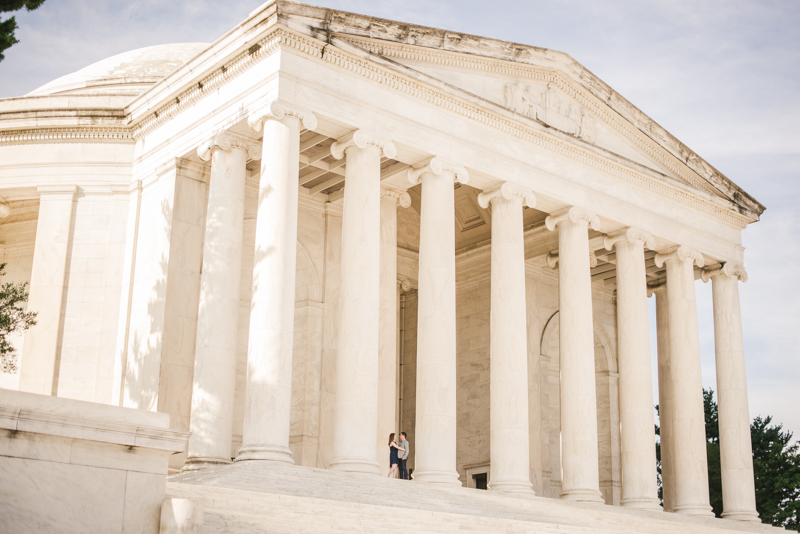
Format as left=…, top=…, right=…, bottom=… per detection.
left=27, top=42, right=209, bottom=97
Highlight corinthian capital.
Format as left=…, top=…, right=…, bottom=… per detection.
left=477, top=182, right=537, bottom=209
left=330, top=130, right=396, bottom=160
left=654, top=246, right=705, bottom=269
left=380, top=185, right=412, bottom=208
left=407, top=157, right=469, bottom=186
left=603, top=227, right=656, bottom=251
left=545, top=206, right=601, bottom=232
left=197, top=132, right=261, bottom=162
left=701, top=262, right=748, bottom=283
left=247, top=100, right=317, bottom=132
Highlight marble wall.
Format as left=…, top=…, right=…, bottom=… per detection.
left=0, top=389, right=187, bottom=534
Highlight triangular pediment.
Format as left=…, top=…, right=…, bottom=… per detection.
left=273, top=2, right=763, bottom=220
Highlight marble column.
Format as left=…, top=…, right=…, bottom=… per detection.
left=19, top=185, right=77, bottom=396
left=184, top=133, right=260, bottom=470
left=478, top=183, right=537, bottom=495
left=328, top=131, right=396, bottom=474
left=377, top=185, right=411, bottom=475
left=654, top=246, right=713, bottom=516
left=702, top=263, right=759, bottom=522
left=407, top=157, right=469, bottom=486
left=237, top=101, right=317, bottom=462
left=649, top=282, right=675, bottom=512
left=544, top=206, right=604, bottom=503
left=604, top=228, right=661, bottom=510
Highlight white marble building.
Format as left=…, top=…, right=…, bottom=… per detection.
left=0, top=1, right=771, bottom=531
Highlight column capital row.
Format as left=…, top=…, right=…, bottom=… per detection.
left=654, top=245, right=705, bottom=269
left=197, top=132, right=261, bottom=162
left=702, top=262, right=748, bottom=283
left=398, top=276, right=412, bottom=292
left=477, top=182, right=536, bottom=209
left=331, top=130, right=396, bottom=160
left=545, top=206, right=601, bottom=232
left=604, top=227, right=655, bottom=251
left=380, top=185, right=412, bottom=208
left=407, top=156, right=469, bottom=186
left=247, top=99, right=318, bottom=132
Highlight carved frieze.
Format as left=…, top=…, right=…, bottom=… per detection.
left=504, top=82, right=596, bottom=143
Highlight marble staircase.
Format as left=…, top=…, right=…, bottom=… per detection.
left=167, top=463, right=780, bottom=534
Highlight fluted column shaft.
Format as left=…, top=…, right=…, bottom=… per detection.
left=238, top=101, right=317, bottom=462
left=606, top=229, right=660, bottom=509
left=704, top=264, right=759, bottom=521
left=652, top=284, right=676, bottom=512
left=408, top=157, right=469, bottom=486
left=185, top=135, right=257, bottom=470
left=377, top=186, right=411, bottom=475
left=655, top=247, right=713, bottom=516
left=478, top=184, right=537, bottom=495
left=545, top=207, right=604, bottom=503
left=330, top=131, right=396, bottom=474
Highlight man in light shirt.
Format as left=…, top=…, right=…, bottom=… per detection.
left=397, top=432, right=410, bottom=480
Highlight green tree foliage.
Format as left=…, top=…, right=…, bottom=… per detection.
left=657, top=390, right=800, bottom=529
left=0, top=263, right=37, bottom=373
left=703, top=388, right=800, bottom=529
left=751, top=415, right=800, bottom=529
left=0, top=1, right=46, bottom=62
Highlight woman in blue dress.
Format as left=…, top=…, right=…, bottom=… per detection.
left=387, top=432, right=405, bottom=478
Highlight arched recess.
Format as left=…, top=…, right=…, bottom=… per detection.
left=539, top=311, right=622, bottom=505
left=289, top=240, right=324, bottom=467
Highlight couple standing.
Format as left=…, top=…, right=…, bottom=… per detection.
left=388, top=432, right=409, bottom=479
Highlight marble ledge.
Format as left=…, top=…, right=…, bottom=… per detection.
left=0, top=389, right=189, bottom=454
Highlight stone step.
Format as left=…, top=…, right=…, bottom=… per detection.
left=168, top=463, right=779, bottom=534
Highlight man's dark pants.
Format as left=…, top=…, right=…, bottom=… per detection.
left=399, top=458, right=408, bottom=480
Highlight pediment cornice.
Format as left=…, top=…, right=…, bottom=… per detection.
left=0, top=23, right=754, bottom=230
left=334, top=34, right=753, bottom=210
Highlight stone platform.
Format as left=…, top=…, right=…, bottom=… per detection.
left=168, top=463, right=779, bottom=534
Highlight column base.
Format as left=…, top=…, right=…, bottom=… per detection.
left=620, top=497, right=663, bottom=511
left=329, top=458, right=380, bottom=476
left=560, top=488, right=605, bottom=504
left=411, top=469, right=462, bottom=486
left=181, top=456, right=232, bottom=472
left=673, top=503, right=715, bottom=517
left=488, top=480, right=536, bottom=496
left=721, top=509, right=760, bottom=522
left=235, top=445, right=295, bottom=464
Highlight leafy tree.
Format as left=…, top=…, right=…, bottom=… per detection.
left=657, top=389, right=800, bottom=529
left=1, top=1, right=46, bottom=62
left=751, top=415, right=800, bottom=529
left=703, top=388, right=800, bottom=529
left=0, top=263, right=37, bottom=373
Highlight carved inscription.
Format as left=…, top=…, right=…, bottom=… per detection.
left=504, top=82, right=596, bottom=143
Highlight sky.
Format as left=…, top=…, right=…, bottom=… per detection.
left=1, top=1, right=798, bottom=438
